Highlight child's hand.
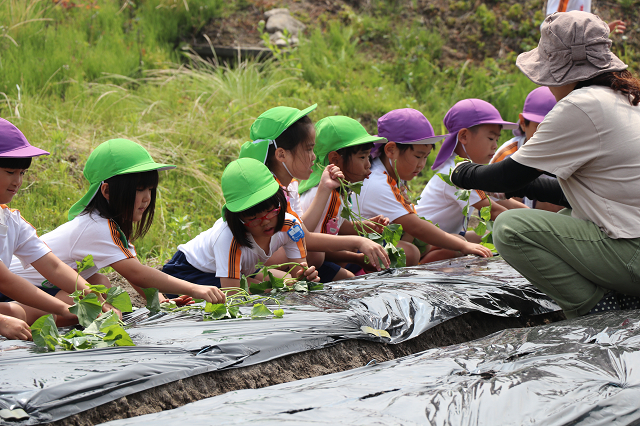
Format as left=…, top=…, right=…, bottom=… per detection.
left=0, top=314, right=32, bottom=341
left=101, top=303, right=123, bottom=320
left=358, top=237, right=391, bottom=271
left=295, top=262, right=320, bottom=282
left=608, top=20, right=626, bottom=34
left=365, top=215, right=390, bottom=234
left=319, top=165, right=344, bottom=191
left=460, top=242, right=493, bottom=258
left=191, top=285, right=226, bottom=304
left=161, top=294, right=194, bottom=306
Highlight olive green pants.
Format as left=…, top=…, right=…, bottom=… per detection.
left=493, top=208, right=640, bottom=319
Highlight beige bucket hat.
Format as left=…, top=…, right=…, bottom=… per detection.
left=516, top=11, right=627, bottom=87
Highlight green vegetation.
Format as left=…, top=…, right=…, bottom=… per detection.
left=3, top=0, right=635, bottom=265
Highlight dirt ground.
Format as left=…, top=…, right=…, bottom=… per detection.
left=48, top=309, right=565, bottom=426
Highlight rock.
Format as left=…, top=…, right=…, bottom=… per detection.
left=265, top=10, right=306, bottom=36
left=264, top=8, right=290, bottom=19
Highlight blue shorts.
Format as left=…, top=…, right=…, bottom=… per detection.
left=0, top=287, right=60, bottom=303
left=318, top=261, right=341, bottom=283
left=162, top=250, right=221, bottom=297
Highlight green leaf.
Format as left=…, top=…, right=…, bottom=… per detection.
left=239, top=276, right=249, bottom=294
left=292, top=281, right=309, bottom=292
left=480, top=242, right=496, bottom=251
left=268, top=271, right=285, bottom=289
left=437, top=173, right=453, bottom=186
left=382, top=223, right=403, bottom=247
left=31, top=314, right=60, bottom=350
left=486, top=221, right=494, bottom=233
left=85, top=284, right=109, bottom=294
left=349, top=181, right=363, bottom=195
left=366, top=232, right=384, bottom=246
left=482, top=232, right=494, bottom=245
left=480, top=205, right=492, bottom=222
left=340, top=207, right=352, bottom=220
left=192, top=298, right=205, bottom=303
left=102, top=324, right=135, bottom=346
left=104, top=286, right=133, bottom=313
left=228, top=306, right=241, bottom=318
left=474, top=222, right=487, bottom=237
left=69, top=293, right=103, bottom=328
left=75, top=254, right=95, bottom=274
left=251, top=303, right=272, bottom=318
left=455, top=189, right=471, bottom=202
left=412, top=238, right=428, bottom=255
left=273, top=308, right=284, bottom=318
left=205, top=303, right=228, bottom=319
left=249, top=280, right=272, bottom=294
left=462, top=205, right=469, bottom=217
left=142, top=288, right=161, bottom=315
left=454, top=155, right=468, bottom=164
left=308, top=282, right=324, bottom=291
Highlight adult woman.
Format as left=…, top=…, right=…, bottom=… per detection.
left=451, top=11, right=640, bottom=318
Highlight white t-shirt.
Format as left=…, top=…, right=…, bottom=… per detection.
left=546, top=0, right=590, bottom=15
left=177, top=213, right=307, bottom=279
left=491, top=135, right=534, bottom=208
left=299, top=186, right=345, bottom=234
left=285, top=180, right=304, bottom=219
left=10, top=212, right=136, bottom=288
left=356, top=158, right=416, bottom=222
left=416, top=153, right=488, bottom=234
left=0, top=205, right=50, bottom=269
left=511, top=86, right=640, bottom=239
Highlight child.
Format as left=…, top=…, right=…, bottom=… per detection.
left=163, top=158, right=318, bottom=288
left=490, top=87, right=562, bottom=212
left=417, top=99, right=519, bottom=240
left=0, top=119, right=110, bottom=338
left=11, top=139, right=226, bottom=320
left=297, top=115, right=421, bottom=267
left=357, top=108, right=493, bottom=262
left=239, top=105, right=390, bottom=281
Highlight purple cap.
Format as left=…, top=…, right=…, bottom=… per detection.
left=432, top=99, right=518, bottom=170
left=513, top=87, right=557, bottom=137
left=371, top=108, right=444, bottom=158
left=0, top=118, right=49, bottom=157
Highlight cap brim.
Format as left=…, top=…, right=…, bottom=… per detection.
left=225, top=178, right=280, bottom=213
left=0, top=145, right=49, bottom=158
left=284, top=104, right=318, bottom=131
left=432, top=133, right=458, bottom=170
left=119, top=160, right=176, bottom=175
left=521, top=112, right=546, bottom=123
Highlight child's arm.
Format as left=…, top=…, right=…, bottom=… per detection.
left=393, top=213, right=493, bottom=257
left=471, top=198, right=507, bottom=221
left=497, top=198, right=529, bottom=209
left=0, top=260, right=77, bottom=321
left=300, top=165, right=343, bottom=231
left=111, top=258, right=225, bottom=304
left=303, top=228, right=390, bottom=270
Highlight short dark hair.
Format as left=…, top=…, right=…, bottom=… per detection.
left=224, top=188, right=287, bottom=248
left=379, top=142, right=414, bottom=162
left=519, top=119, right=531, bottom=134
left=266, top=116, right=314, bottom=170
left=0, top=157, right=32, bottom=169
left=82, top=170, right=159, bottom=242
left=336, top=142, right=374, bottom=168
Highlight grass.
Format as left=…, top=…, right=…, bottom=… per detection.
left=2, top=0, right=547, bottom=263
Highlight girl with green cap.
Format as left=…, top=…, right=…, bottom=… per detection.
left=239, top=105, right=390, bottom=281
left=162, top=158, right=319, bottom=289
left=10, top=139, right=226, bottom=315
left=297, top=115, right=422, bottom=269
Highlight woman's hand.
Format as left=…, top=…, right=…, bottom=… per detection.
left=0, top=314, right=32, bottom=341
left=460, top=242, right=493, bottom=258
left=357, top=237, right=390, bottom=271
left=318, top=165, right=344, bottom=191
left=190, top=285, right=226, bottom=304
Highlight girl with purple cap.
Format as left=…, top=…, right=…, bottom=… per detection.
left=0, top=119, right=117, bottom=340
left=452, top=11, right=640, bottom=317
left=357, top=108, right=493, bottom=262
left=416, top=99, right=518, bottom=239
left=490, top=87, right=562, bottom=212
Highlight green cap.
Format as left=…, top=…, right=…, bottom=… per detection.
left=222, top=158, right=280, bottom=217
left=239, top=104, right=317, bottom=163
left=68, top=139, right=176, bottom=220
left=298, top=116, right=386, bottom=194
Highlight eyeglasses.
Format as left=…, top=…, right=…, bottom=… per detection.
left=240, top=206, right=281, bottom=227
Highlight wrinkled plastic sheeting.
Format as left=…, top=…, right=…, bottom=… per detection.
left=0, top=256, right=559, bottom=424
left=101, top=311, right=640, bottom=426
